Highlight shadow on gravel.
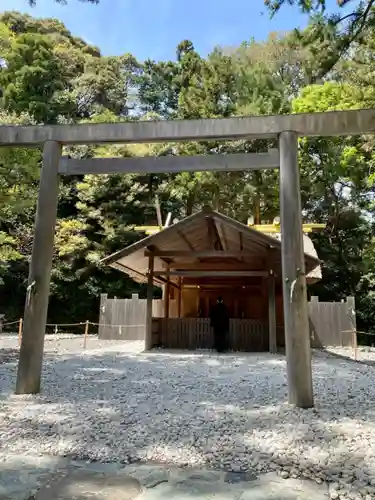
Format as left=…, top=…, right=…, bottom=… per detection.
left=0, top=346, right=375, bottom=497
left=321, top=347, right=375, bottom=367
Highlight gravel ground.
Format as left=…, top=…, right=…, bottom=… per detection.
left=1, top=336, right=375, bottom=499
left=327, top=345, right=375, bottom=365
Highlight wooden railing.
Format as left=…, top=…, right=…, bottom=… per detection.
left=153, top=318, right=269, bottom=351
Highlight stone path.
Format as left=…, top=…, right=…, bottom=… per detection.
left=0, top=456, right=329, bottom=499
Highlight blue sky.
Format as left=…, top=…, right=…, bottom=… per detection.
left=2, top=0, right=341, bottom=61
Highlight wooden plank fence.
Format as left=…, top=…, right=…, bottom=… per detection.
left=98, top=294, right=146, bottom=340
left=309, top=296, right=356, bottom=348
left=98, top=293, right=356, bottom=349
left=155, top=318, right=268, bottom=351
left=98, top=294, right=177, bottom=340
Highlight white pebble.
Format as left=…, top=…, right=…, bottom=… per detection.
left=0, top=338, right=375, bottom=500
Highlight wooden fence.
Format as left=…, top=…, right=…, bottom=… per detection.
left=98, top=294, right=145, bottom=340
left=98, top=294, right=177, bottom=340
left=98, top=294, right=356, bottom=349
left=154, top=318, right=268, bottom=351
left=309, top=296, right=356, bottom=348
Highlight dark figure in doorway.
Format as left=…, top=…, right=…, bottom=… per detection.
left=210, top=296, right=230, bottom=353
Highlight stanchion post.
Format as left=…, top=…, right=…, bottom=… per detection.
left=84, top=320, right=89, bottom=349
left=18, top=318, right=23, bottom=347
left=352, top=330, right=358, bottom=361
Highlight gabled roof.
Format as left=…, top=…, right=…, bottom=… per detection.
left=101, top=209, right=321, bottom=287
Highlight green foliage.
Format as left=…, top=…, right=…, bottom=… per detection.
left=0, top=110, right=40, bottom=220
left=267, top=0, right=375, bottom=78
left=0, top=33, right=66, bottom=122
left=293, top=81, right=375, bottom=332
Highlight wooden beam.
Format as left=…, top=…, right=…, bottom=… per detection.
left=16, top=141, right=62, bottom=395
left=59, top=152, right=280, bottom=175
left=144, top=250, right=251, bottom=258
left=206, top=216, right=223, bottom=251
left=158, top=276, right=179, bottom=290
left=166, top=262, right=265, bottom=271
left=2, top=109, right=375, bottom=147
left=221, top=224, right=229, bottom=251
left=111, top=261, right=180, bottom=290
left=177, top=230, right=195, bottom=251
left=279, top=130, right=313, bottom=408
left=153, top=270, right=268, bottom=277
left=145, top=255, right=154, bottom=350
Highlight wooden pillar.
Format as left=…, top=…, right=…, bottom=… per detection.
left=16, top=141, right=62, bottom=394
left=145, top=254, right=154, bottom=350
left=177, top=278, right=182, bottom=317
left=279, top=131, right=313, bottom=408
left=268, top=273, right=277, bottom=354
left=164, top=265, right=170, bottom=319
left=347, top=296, right=356, bottom=331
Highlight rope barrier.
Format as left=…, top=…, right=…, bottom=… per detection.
left=6, top=318, right=375, bottom=359
left=4, top=320, right=375, bottom=336
left=357, top=331, right=375, bottom=337
left=46, top=322, right=85, bottom=327
left=0, top=319, right=20, bottom=327
left=89, top=321, right=145, bottom=328
left=342, top=329, right=375, bottom=336
left=1, top=319, right=145, bottom=330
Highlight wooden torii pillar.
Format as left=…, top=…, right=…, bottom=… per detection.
left=279, top=131, right=313, bottom=408
left=16, top=141, right=61, bottom=394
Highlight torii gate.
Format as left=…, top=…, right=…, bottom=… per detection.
left=1, top=109, right=374, bottom=408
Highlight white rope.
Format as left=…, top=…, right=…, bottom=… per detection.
left=0, top=319, right=20, bottom=327
left=46, top=322, right=85, bottom=327
left=89, top=322, right=145, bottom=328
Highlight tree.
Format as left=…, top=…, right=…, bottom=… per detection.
left=0, top=33, right=66, bottom=123
left=291, top=82, right=375, bottom=333
left=0, top=12, right=139, bottom=123
left=266, top=0, right=375, bottom=77
left=226, top=33, right=313, bottom=99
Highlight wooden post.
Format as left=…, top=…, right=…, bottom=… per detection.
left=16, top=141, right=61, bottom=395
left=279, top=131, right=314, bottom=408
left=347, top=296, right=356, bottom=330
left=98, top=293, right=108, bottom=339
left=352, top=329, right=358, bottom=361
left=18, top=318, right=23, bottom=347
left=177, top=278, right=182, bottom=318
left=84, top=320, right=89, bottom=349
left=145, top=254, right=154, bottom=350
left=268, top=273, right=277, bottom=354
left=347, top=296, right=357, bottom=360
left=164, top=265, right=170, bottom=319
left=309, top=296, right=319, bottom=343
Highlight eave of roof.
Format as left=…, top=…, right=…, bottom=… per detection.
left=100, top=209, right=321, bottom=286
